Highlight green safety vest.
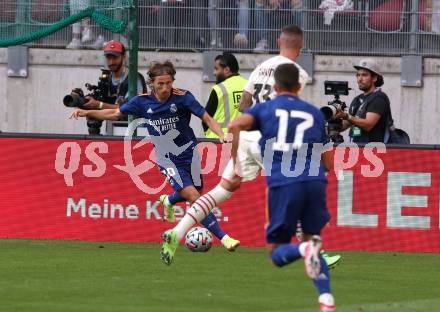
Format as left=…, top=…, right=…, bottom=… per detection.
left=204, top=75, right=248, bottom=139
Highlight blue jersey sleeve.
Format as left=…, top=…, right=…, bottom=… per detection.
left=119, top=96, right=143, bottom=117
left=244, top=104, right=262, bottom=131
left=183, top=91, right=206, bottom=118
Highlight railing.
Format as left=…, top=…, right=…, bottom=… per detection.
left=1, top=0, right=439, bottom=56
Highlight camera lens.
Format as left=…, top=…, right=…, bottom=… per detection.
left=320, top=106, right=337, bottom=121
left=63, top=95, right=76, bottom=107
left=63, top=94, right=85, bottom=108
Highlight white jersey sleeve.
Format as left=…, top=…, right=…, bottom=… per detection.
left=296, top=63, right=309, bottom=95
left=244, top=55, right=309, bottom=106
left=243, top=66, right=259, bottom=95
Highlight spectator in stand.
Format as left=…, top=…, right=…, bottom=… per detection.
left=66, top=0, right=94, bottom=49
left=254, top=0, right=304, bottom=53
left=207, top=0, right=250, bottom=49
left=157, top=0, right=207, bottom=50
left=253, top=0, right=272, bottom=53
left=290, top=0, right=304, bottom=27
left=319, top=0, right=353, bottom=25
left=157, top=0, right=183, bottom=48
left=233, top=0, right=250, bottom=48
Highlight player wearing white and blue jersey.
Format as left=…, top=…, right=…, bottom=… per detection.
left=69, top=61, right=240, bottom=260
left=229, top=63, right=336, bottom=312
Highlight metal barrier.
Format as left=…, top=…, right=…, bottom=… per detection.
left=137, top=0, right=440, bottom=56
left=1, top=0, right=440, bottom=56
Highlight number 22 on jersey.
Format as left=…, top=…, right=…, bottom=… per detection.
left=253, top=83, right=271, bottom=103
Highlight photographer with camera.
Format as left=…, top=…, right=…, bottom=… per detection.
left=334, top=59, right=392, bottom=143
left=67, top=40, right=146, bottom=134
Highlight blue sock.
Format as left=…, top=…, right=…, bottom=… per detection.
left=271, top=244, right=302, bottom=267
left=168, top=192, right=185, bottom=205
left=200, top=212, right=226, bottom=240
left=313, top=255, right=331, bottom=294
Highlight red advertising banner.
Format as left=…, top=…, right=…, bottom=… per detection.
left=0, top=137, right=439, bottom=253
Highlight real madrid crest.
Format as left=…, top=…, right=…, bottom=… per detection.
left=170, top=103, right=177, bottom=113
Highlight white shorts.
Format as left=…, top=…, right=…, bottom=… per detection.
left=222, top=131, right=263, bottom=182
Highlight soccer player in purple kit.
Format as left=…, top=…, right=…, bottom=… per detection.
left=69, top=61, right=240, bottom=259
left=228, top=63, right=336, bottom=312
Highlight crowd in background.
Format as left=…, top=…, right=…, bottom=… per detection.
left=1, top=0, right=439, bottom=53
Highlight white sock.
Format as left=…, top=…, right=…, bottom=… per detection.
left=220, top=234, right=230, bottom=245
left=173, top=213, right=197, bottom=241
left=299, top=242, right=307, bottom=257
left=208, top=184, right=233, bottom=205
left=173, top=185, right=232, bottom=241
left=319, top=293, right=335, bottom=306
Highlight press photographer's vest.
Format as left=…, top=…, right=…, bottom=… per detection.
left=204, top=75, right=247, bottom=139
left=349, top=89, right=389, bottom=143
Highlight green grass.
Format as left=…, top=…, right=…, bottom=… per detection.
left=0, top=239, right=439, bottom=312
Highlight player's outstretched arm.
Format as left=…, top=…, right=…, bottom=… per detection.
left=202, top=112, right=225, bottom=143
left=238, top=91, right=253, bottom=112
left=69, top=108, right=123, bottom=121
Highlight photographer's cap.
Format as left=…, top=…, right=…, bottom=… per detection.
left=354, top=58, right=384, bottom=87
left=104, top=40, right=125, bottom=57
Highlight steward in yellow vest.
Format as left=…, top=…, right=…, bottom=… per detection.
left=204, top=53, right=247, bottom=139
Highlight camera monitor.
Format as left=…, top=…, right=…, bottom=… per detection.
left=324, top=81, right=350, bottom=96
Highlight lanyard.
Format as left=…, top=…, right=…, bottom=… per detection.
left=111, top=67, right=128, bottom=95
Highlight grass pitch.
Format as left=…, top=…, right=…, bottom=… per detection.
left=0, top=239, right=439, bottom=312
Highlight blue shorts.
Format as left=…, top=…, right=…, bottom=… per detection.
left=266, top=180, right=330, bottom=244
left=158, top=161, right=203, bottom=192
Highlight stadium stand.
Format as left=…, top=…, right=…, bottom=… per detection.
left=1, top=0, right=439, bottom=55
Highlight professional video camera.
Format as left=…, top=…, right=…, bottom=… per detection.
left=320, top=81, right=351, bottom=144
left=63, top=69, right=116, bottom=135
left=63, top=68, right=115, bottom=108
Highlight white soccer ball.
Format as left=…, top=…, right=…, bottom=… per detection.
left=185, top=227, right=213, bottom=252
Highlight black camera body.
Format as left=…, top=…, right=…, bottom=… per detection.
left=320, top=81, right=351, bottom=143
left=63, top=69, right=115, bottom=108
left=64, top=69, right=116, bottom=135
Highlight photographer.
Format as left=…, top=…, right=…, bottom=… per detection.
left=73, top=40, right=146, bottom=134
left=335, top=59, right=391, bottom=143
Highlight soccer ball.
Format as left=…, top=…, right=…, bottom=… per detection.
left=185, top=227, right=213, bottom=252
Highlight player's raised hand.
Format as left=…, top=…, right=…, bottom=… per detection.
left=69, top=109, right=87, bottom=119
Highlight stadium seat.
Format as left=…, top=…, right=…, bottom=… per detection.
left=366, top=0, right=407, bottom=32
left=307, top=1, right=365, bottom=53
left=418, top=0, right=440, bottom=33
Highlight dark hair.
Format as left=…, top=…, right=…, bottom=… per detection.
left=147, top=61, right=176, bottom=81
left=215, top=52, right=239, bottom=73
left=280, top=25, right=303, bottom=49
left=274, top=63, right=300, bottom=92
left=281, top=24, right=303, bottom=37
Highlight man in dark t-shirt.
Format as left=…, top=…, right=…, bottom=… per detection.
left=335, top=59, right=391, bottom=143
